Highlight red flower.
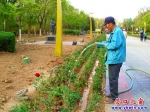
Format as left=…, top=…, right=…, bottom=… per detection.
left=62, top=80, right=65, bottom=83
left=59, top=102, right=63, bottom=106
left=35, top=73, right=40, bottom=77
left=57, top=61, right=62, bottom=64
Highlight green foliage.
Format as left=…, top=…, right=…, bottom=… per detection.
left=86, top=92, right=102, bottom=111
left=92, top=71, right=102, bottom=92
left=9, top=103, right=30, bottom=112
left=62, top=3, right=90, bottom=30
left=44, top=85, right=81, bottom=111
left=92, top=17, right=95, bottom=31
left=0, top=1, right=16, bottom=31
left=63, top=29, right=80, bottom=35
left=142, top=13, right=150, bottom=31
left=0, top=31, right=16, bottom=52
left=122, top=18, right=134, bottom=31
left=8, top=0, right=17, bottom=4
left=122, top=7, right=150, bottom=32
left=0, top=0, right=94, bottom=34
left=86, top=34, right=106, bottom=111
left=61, top=85, right=81, bottom=107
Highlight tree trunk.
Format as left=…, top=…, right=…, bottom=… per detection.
left=39, top=28, right=42, bottom=36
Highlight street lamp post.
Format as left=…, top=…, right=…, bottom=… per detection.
left=89, top=12, right=94, bottom=40
left=131, top=25, right=133, bottom=35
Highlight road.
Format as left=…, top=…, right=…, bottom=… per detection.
left=123, top=36, right=150, bottom=112
left=126, top=36, right=150, bottom=73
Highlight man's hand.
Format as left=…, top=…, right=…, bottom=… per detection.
left=95, top=42, right=106, bottom=48
left=92, top=42, right=97, bottom=46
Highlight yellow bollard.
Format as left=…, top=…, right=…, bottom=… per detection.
left=89, top=12, right=94, bottom=40
left=90, top=17, right=93, bottom=40
left=55, top=0, right=62, bottom=56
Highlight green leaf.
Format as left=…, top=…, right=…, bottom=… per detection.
left=39, top=98, right=45, bottom=102
left=35, top=110, right=41, bottom=112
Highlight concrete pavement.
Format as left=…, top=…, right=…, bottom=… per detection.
left=25, top=41, right=86, bottom=45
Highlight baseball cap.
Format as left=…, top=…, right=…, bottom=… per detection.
left=103, top=16, right=115, bottom=26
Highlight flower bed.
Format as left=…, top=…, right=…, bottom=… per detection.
left=9, top=34, right=106, bottom=112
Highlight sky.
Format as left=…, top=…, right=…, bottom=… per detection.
left=69, top=0, right=150, bottom=22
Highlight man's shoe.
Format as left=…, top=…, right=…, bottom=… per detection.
left=104, top=98, right=115, bottom=104
left=105, top=94, right=111, bottom=97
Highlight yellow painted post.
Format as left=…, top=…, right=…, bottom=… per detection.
left=96, top=21, right=98, bottom=36
left=55, top=0, right=62, bottom=56
left=100, top=28, right=101, bottom=35
left=139, top=27, right=140, bottom=36
left=90, top=16, right=93, bottom=40
left=131, top=25, right=133, bottom=35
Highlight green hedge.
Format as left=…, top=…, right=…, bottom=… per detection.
left=63, top=29, right=80, bottom=35
left=0, top=31, right=16, bottom=52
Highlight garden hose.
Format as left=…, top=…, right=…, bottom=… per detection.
left=119, top=68, right=150, bottom=94
left=73, top=44, right=94, bottom=71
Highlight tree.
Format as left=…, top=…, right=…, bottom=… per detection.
left=142, top=13, right=150, bottom=32
left=91, top=17, right=95, bottom=31
left=122, top=18, right=134, bottom=31
left=21, top=0, right=38, bottom=36
left=7, top=0, right=17, bottom=4
left=0, top=0, right=16, bottom=32
left=133, top=7, right=150, bottom=31
left=0, top=0, right=93, bottom=35
left=36, top=0, right=52, bottom=36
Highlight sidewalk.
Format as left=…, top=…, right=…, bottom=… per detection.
left=25, top=41, right=86, bottom=46
left=105, top=63, right=150, bottom=112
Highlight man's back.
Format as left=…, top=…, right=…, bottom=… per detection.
left=105, top=26, right=126, bottom=64
left=140, top=30, right=144, bottom=37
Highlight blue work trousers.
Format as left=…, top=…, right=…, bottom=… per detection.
left=109, top=63, right=122, bottom=100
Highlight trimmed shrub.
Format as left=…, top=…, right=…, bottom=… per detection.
left=63, top=29, right=80, bottom=35
left=0, top=31, right=16, bottom=52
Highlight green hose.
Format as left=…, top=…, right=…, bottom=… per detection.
left=119, top=68, right=150, bottom=94
left=118, top=68, right=134, bottom=94
left=73, top=44, right=94, bottom=71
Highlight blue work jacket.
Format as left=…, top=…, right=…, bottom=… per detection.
left=98, top=26, right=126, bottom=64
